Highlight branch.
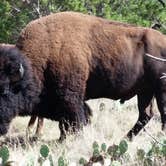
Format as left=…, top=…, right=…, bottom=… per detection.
left=33, top=0, right=41, bottom=18
left=151, top=23, right=162, bottom=30
left=157, top=0, right=165, bottom=7
left=144, top=128, right=166, bottom=146
left=11, top=6, right=21, bottom=13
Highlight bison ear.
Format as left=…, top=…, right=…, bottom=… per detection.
left=19, top=63, right=24, bottom=78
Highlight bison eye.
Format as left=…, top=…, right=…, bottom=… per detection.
left=6, top=63, right=24, bottom=82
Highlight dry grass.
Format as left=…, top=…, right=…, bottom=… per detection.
left=0, top=98, right=165, bottom=165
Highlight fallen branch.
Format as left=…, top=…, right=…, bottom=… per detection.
left=144, top=128, right=166, bottom=146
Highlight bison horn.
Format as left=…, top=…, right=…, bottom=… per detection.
left=145, top=53, right=166, bottom=62
left=19, top=63, right=24, bottom=78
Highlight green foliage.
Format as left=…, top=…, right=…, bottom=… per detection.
left=93, top=148, right=100, bottom=157
left=0, top=0, right=165, bottom=44
left=58, top=156, right=68, bottom=166
left=40, top=144, right=49, bottom=158
left=118, top=140, right=128, bottom=155
left=58, top=157, right=65, bottom=166
left=106, top=140, right=128, bottom=159
left=92, top=141, right=100, bottom=157
left=136, top=140, right=166, bottom=165
left=161, top=140, right=166, bottom=156
left=107, top=144, right=119, bottom=158
left=38, top=144, right=54, bottom=166
left=143, top=158, right=153, bottom=166
left=93, top=141, right=99, bottom=149
left=0, top=139, right=166, bottom=165
left=0, top=146, right=9, bottom=165
left=79, top=140, right=128, bottom=165
left=101, top=143, right=107, bottom=152
left=79, top=157, right=88, bottom=165
left=48, top=155, right=54, bottom=166
left=0, top=0, right=31, bottom=43
left=111, top=160, right=121, bottom=166
left=137, top=149, right=145, bottom=160
left=79, top=139, right=166, bottom=165
left=0, top=1, right=166, bottom=164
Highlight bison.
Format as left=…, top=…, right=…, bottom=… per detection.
left=0, top=12, right=166, bottom=141
left=0, top=44, right=44, bottom=137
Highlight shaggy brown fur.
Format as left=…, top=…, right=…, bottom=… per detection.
left=0, top=12, right=166, bottom=140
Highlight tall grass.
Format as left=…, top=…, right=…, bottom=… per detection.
left=0, top=98, right=165, bottom=165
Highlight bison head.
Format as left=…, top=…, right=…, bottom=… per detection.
left=0, top=46, right=26, bottom=136
left=0, top=45, right=40, bottom=136
left=0, top=46, right=25, bottom=96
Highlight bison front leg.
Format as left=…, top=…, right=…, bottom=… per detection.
left=127, top=91, right=154, bottom=140
left=58, top=98, right=89, bottom=142
left=58, top=118, right=70, bottom=142
left=84, top=102, right=92, bottom=124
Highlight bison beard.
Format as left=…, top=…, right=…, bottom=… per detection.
left=0, top=12, right=166, bottom=141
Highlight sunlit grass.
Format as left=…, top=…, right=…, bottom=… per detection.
left=0, top=98, right=165, bottom=165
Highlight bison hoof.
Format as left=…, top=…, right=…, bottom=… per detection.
left=126, top=131, right=135, bottom=141
left=57, top=135, right=66, bottom=143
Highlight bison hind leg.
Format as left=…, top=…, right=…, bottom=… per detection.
left=127, top=91, right=154, bottom=140
left=26, top=115, right=37, bottom=139
left=26, top=116, right=44, bottom=140
left=35, top=117, right=44, bottom=136
left=58, top=118, right=69, bottom=142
